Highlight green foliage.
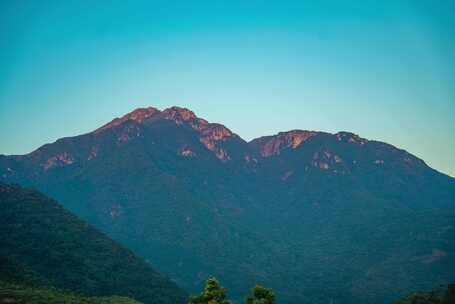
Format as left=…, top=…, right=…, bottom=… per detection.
left=246, top=285, right=274, bottom=304
left=0, top=281, right=141, bottom=304
left=0, top=183, right=187, bottom=304
left=393, top=284, right=455, bottom=304
left=188, top=277, right=230, bottom=304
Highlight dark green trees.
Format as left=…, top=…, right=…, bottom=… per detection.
left=189, top=277, right=275, bottom=304
left=0, top=183, right=187, bottom=304
left=394, top=284, right=455, bottom=304
left=246, top=285, right=275, bottom=304
left=188, top=277, right=231, bottom=304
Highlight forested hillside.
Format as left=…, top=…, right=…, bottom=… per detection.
left=0, top=281, right=142, bottom=304
left=0, top=183, right=187, bottom=304
left=394, top=284, right=455, bottom=304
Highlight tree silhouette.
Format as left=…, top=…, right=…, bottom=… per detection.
left=246, top=285, right=274, bottom=304
left=188, top=277, right=230, bottom=304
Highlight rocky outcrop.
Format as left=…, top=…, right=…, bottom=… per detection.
left=95, top=107, right=160, bottom=133
left=249, top=130, right=319, bottom=157
left=95, top=106, right=242, bottom=161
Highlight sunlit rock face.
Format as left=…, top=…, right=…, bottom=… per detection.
left=198, top=124, right=238, bottom=161
left=162, top=107, right=240, bottom=161
left=93, top=106, right=242, bottom=161
left=179, top=147, right=196, bottom=157
left=95, top=107, right=160, bottom=133
left=42, top=152, right=75, bottom=170
left=162, top=106, right=199, bottom=124
left=248, top=130, right=319, bottom=157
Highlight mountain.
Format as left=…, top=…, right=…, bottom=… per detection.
left=1, top=106, right=454, bottom=304
left=393, top=284, right=455, bottom=304
left=0, top=182, right=187, bottom=304
left=0, top=281, right=142, bottom=304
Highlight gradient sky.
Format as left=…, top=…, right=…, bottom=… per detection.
left=1, top=0, right=454, bottom=176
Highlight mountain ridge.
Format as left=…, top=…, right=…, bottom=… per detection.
left=1, top=105, right=433, bottom=175
left=1, top=105, right=454, bottom=304
left=0, top=182, right=188, bottom=304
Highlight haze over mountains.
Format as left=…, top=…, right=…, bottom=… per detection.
left=1, top=106, right=454, bottom=304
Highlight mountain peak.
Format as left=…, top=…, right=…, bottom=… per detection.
left=276, top=130, right=319, bottom=147
left=91, top=105, right=241, bottom=161
left=334, top=131, right=368, bottom=145
left=125, top=107, right=160, bottom=121
left=161, top=106, right=215, bottom=130
left=95, top=107, right=159, bottom=133
left=162, top=106, right=198, bottom=122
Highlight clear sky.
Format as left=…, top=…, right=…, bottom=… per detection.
left=1, top=1, right=454, bottom=177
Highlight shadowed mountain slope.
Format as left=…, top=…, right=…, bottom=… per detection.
left=0, top=183, right=187, bottom=304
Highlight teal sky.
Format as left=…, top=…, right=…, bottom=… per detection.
left=1, top=1, right=454, bottom=177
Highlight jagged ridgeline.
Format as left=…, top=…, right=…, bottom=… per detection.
left=0, top=183, right=187, bottom=304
